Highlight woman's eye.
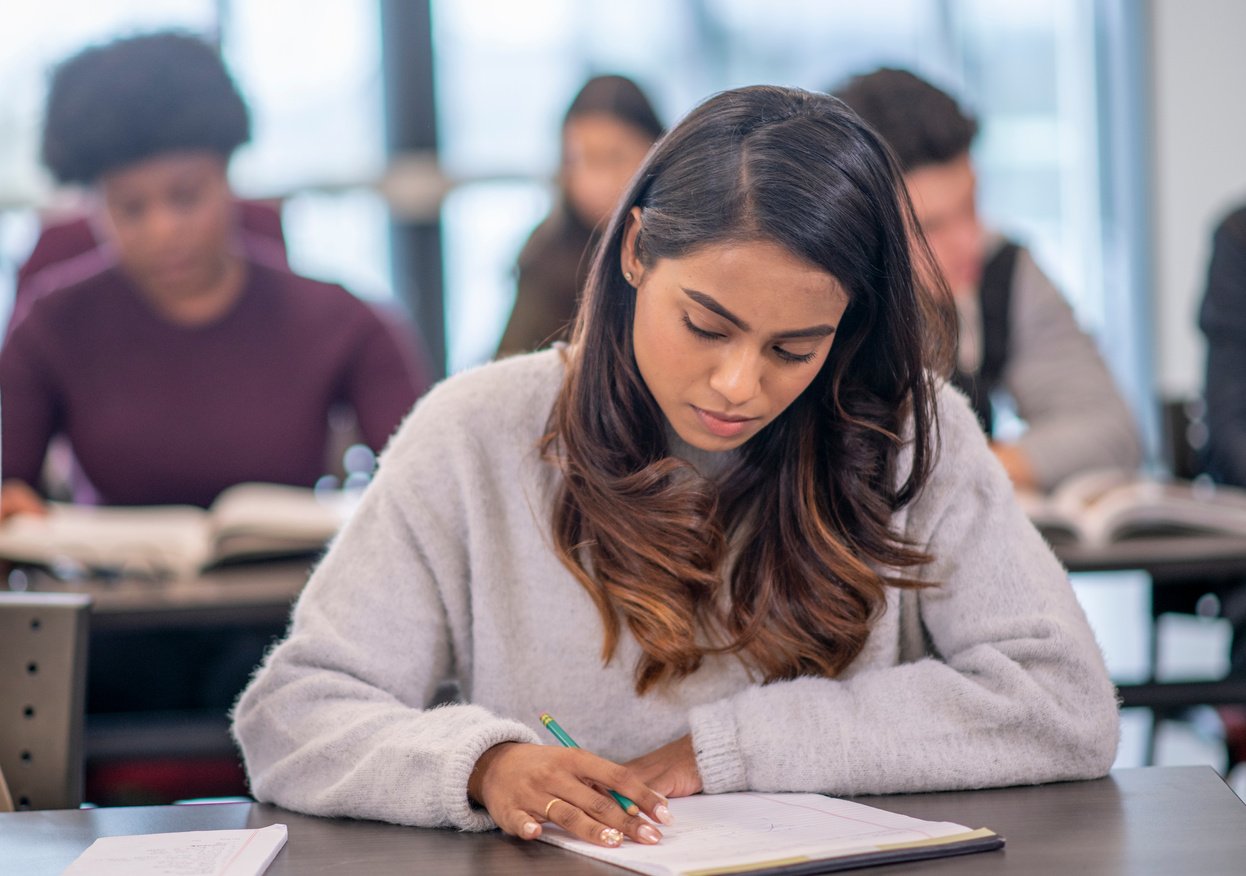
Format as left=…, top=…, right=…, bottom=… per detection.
left=682, top=313, right=723, bottom=341
left=774, top=346, right=817, bottom=365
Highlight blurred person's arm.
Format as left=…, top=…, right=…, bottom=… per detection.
left=0, top=319, right=61, bottom=518
left=998, top=247, right=1142, bottom=491
left=496, top=261, right=579, bottom=359
left=1200, top=208, right=1246, bottom=487
left=342, top=303, right=424, bottom=453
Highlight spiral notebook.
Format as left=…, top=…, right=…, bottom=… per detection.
left=537, top=792, right=1002, bottom=876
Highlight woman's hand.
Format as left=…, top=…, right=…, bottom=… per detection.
left=624, top=734, right=703, bottom=799
left=0, top=480, right=47, bottom=521
left=468, top=742, right=674, bottom=847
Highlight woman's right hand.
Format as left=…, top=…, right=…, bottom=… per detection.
left=0, top=480, right=46, bottom=521
left=467, top=741, right=674, bottom=847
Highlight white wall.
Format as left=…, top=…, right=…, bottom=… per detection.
left=1150, top=0, right=1246, bottom=397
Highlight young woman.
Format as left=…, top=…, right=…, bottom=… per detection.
left=496, top=74, right=662, bottom=357
left=234, top=86, right=1118, bottom=849
left=0, top=32, right=423, bottom=516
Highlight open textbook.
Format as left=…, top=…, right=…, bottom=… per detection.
left=0, top=483, right=353, bottom=578
left=1017, top=468, right=1246, bottom=547
left=537, top=792, right=1002, bottom=876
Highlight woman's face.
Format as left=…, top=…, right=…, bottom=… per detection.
left=623, top=212, right=849, bottom=452
left=98, top=150, right=237, bottom=299
left=562, top=113, right=654, bottom=228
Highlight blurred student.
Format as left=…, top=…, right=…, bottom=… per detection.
left=496, top=75, right=662, bottom=357
left=0, top=31, right=424, bottom=519
left=835, top=68, right=1140, bottom=492
left=1203, top=204, right=1246, bottom=495
left=1200, top=204, right=1246, bottom=760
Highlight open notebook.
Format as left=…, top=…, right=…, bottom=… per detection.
left=538, top=792, right=1002, bottom=875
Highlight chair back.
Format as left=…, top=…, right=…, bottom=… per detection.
left=0, top=592, right=90, bottom=810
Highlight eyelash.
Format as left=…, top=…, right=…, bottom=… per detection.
left=680, top=314, right=817, bottom=365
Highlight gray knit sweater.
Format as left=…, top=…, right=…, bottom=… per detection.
left=232, top=348, right=1119, bottom=830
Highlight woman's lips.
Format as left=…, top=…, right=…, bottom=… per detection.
left=692, top=405, right=757, bottom=438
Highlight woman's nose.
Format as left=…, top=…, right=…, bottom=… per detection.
left=708, top=347, right=762, bottom=407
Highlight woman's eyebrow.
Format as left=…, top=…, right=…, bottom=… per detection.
left=683, top=288, right=836, bottom=339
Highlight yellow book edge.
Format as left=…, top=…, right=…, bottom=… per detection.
left=681, top=827, right=999, bottom=876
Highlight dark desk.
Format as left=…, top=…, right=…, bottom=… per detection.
left=1, top=767, right=1242, bottom=875
left=1055, top=533, right=1246, bottom=580
left=8, top=559, right=312, bottom=632
left=1054, top=535, right=1246, bottom=711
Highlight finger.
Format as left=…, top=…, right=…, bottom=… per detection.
left=545, top=796, right=628, bottom=848
left=559, top=783, right=663, bottom=846
left=500, top=808, right=543, bottom=841
left=589, top=758, right=675, bottom=827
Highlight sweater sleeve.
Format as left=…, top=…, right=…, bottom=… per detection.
left=0, top=314, right=63, bottom=491
left=1003, top=249, right=1142, bottom=489
left=686, top=387, right=1119, bottom=796
left=339, top=301, right=424, bottom=453
left=1200, top=208, right=1246, bottom=486
left=231, top=381, right=540, bottom=830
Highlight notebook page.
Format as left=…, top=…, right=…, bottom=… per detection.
left=62, top=823, right=287, bottom=876
left=538, top=793, right=977, bottom=875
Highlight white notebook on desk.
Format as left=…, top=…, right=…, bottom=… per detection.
left=61, top=823, right=287, bottom=876
left=537, top=792, right=1001, bottom=875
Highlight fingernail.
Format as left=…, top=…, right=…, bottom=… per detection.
left=601, top=827, right=623, bottom=846
left=654, top=803, right=674, bottom=825
left=522, top=821, right=539, bottom=837
left=637, top=824, right=662, bottom=844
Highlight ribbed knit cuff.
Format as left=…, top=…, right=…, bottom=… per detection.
left=689, top=701, right=748, bottom=793
left=441, top=718, right=542, bottom=831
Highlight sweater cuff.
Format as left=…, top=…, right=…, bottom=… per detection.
left=441, top=716, right=542, bottom=831
left=689, top=700, right=748, bottom=793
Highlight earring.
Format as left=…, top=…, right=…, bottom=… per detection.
left=624, top=271, right=634, bottom=283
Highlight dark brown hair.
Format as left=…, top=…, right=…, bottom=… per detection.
left=544, top=85, right=954, bottom=694
left=832, top=67, right=978, bottom=173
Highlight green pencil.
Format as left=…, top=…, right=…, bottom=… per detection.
left=539, top=712, right=640, bottom=816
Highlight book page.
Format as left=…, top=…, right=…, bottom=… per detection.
left=0, top=503, right=210, bottom=576
left=62, top=823, right=287, bottom=876
left=208, top=483, right=352, bottom=562
left=538, top=792, right=984, bottom=876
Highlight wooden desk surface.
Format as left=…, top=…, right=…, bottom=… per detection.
left=1, top=767, right=1242, bottom=875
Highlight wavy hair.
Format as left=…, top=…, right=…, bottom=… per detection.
left=543, top=85, right=954, bottom=694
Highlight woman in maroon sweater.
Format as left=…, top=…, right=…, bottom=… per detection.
left=1, top=32, right=422, bottom=516
left=0, top=33, right=426, bottom=741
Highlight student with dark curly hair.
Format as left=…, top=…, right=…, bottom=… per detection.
left=835, top=68, right=1140, bottom=492
left=0, top=31, right=423, bottom=519
left=0, top=33, right=426, bottom=735
left=234, top=86, right=1117, bottom=847
left=496, top=74, right=662, bottom=357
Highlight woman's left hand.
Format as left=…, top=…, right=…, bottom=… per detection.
left=623, top=734, right=703, bottom=798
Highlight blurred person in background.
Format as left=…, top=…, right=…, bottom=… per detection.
left=496, top=74, right=662, bottom=357
left=1199, top=203, right=1246, bottom=768
left=835, top=68, right=1140, bottom=493
left=0, top=32, right=427, bottom=755
left=0, top=31, right=425, bottom=520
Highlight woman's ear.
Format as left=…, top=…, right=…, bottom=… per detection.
left=620, top=206, right=644, bottom=286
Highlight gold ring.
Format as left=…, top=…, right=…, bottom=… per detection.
left=543, top=797, right=564, bottom=820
